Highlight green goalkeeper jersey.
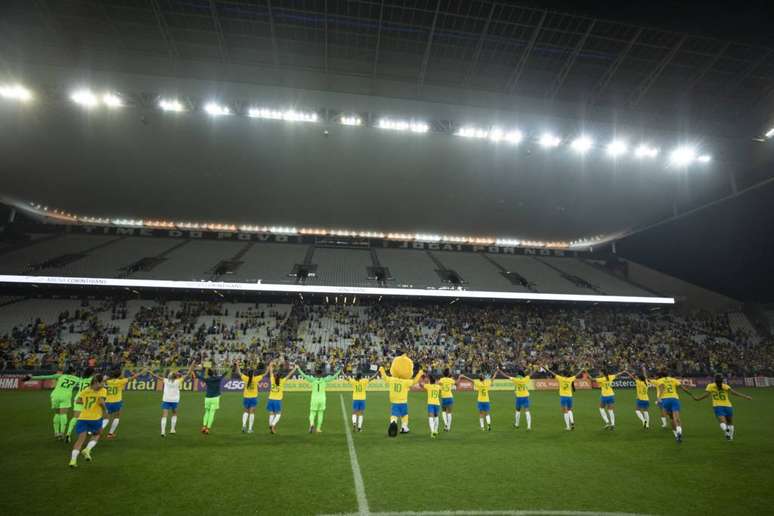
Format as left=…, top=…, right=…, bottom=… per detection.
left=30, top=373, right=81, bottom=398
left=299, top=370, right=341, bottom=403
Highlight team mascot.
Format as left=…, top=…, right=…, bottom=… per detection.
left=379, top=352, right=423, bottom=437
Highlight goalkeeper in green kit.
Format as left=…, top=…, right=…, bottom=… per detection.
left=298, top=368, right=342, bottom=433
left=26, top=368, right=84, bottom=440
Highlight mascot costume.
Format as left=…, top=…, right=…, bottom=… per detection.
left=379, top=353, right=423, bottom=437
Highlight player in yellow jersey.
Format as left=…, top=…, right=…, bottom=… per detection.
left=693, top=374, right=752, bottom=440
left=102, top=367, right=143, bottom=439
left=266, top=362, right=298, bottom=434
left=235, top=361, right=266, bottom=434
left=544, top=365, right=586, bottom=430
left=496, top=367, right=533, bottom=430
left=653, top=370, right=696, bottom=443
left=649, top=375, right=670, bottom=428
left=347, top=372, right=375, bottom=432
left=423, top=375, right=442, bottom=438
left=379, top=363, right=424, bottom=437
left=591, top=365, right=624, bottom=430
left=438, top=369, right=457, bottom=432
left=460, top=373, right=493, bottom=431
left=623, top=368, right=653, bottom=429
left=69, top=375, right=107, bottom=467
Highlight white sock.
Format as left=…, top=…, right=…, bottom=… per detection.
left=563, top=412, right=571, bottom=429
left=428, top=418, right=434, bottom=431
left=447, top=414, right=452, bottom=428
left=170, top=416, right=177, bottom=431
left=71, top=450, right=79, bottom=461
left=599, top=408, right=610, bottom=424
left=161, top=416, right=167, bottom=434
left=442, top=412, right=449, bottom=428
left=434, top=417, right=440, bottom=432
left=102, top=418, right=109, bottom=429
left=352, top=414, right=357, bottom=425
left=479, top=417, right=484, bottom=429
left=729, top=425, right=735, bottom=438
left=720, top=422, right=727, bottom=433
left=643, top=412, right=650, bottom=423
left=636, top=410, right=645, bottom=422
left=273, top=414, right=281, bottom=425
left=515, top=412, right=521, bottom=426
left=269, top=415, right=275, bottom=426
left=676, top=425, right=682, bottom=435
left=242, top=413, right=248, bottom=427
left=248, top=413, right=255, bottom=431
left=661, top=416, right=667, bottom=427
left=109, top=418, right=120, bottom=434
left=485, top=414, right=491, bottom=425
left=608, top=410, right=615, bottom=426
left=568, top=411, right=575, bottom=424
left=357, top=415, right=363, bottom=429
left=525, top=411, right=532, bottom=430
left=85, top=439, right=97, bottom=452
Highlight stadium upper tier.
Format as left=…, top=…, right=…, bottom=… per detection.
left=0, top=232, right=653, bottom=297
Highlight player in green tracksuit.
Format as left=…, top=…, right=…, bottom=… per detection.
left=27, top=370, right=83, bottom=439
left=298, top=368, right=341, bottom=433
left=66, top=368, right=94, bottom=442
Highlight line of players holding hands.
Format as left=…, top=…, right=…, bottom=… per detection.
left=27, top=361, right=752, bottom=468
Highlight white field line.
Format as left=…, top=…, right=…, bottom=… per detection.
left=339, top=395, right=370, bottom=515
left=322, top=511, right=653, bottom=516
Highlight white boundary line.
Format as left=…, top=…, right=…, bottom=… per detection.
left=339, top=395, right=370, bottom=516
left=324, top=511, right=652, bottom=516
left=0, top=275, right=675, bottom=305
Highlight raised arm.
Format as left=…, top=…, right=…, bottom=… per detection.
left=284, top=364, right=299, bottom=381
left=378, top=366, right=389, bottom=381
left=323, top=369, right=343, bottom=383
left=679, top=383, right=697, bottom=400
left=729, top=387, right=753, bottom=400
left=693, top=391, right=710, bottom=401
left=28, top=373, right=62, bottom=380
left=297, top=369, right=314, bottom=382
left=412, top=369, right=425, bottom=385
left=542, top=365, right=557, bottom=377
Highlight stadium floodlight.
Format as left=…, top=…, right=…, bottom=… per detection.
left=669, top=146, right=697, bottom=167
left=765, top=127, right=774, bottom=139
left=571, top=136, right=593, bottom=154
left=634, top=144, right=659, bottom=158
left=102, top=92, right=123, bottom=108
left=697, top=154, right=712, bottom=163
left=378, top=119, right=429, bottom=133
left=0, top=84, right=33, bottom=102
left=538, top=133, right=561, bottom=148
left=415, top=234, right=442, bottom=242
left=204, top=102, right=230, bottom=116
left=457, top=126, right=489, bottom=139
left=606, top=140, right=628, bottom=158
left=248, top=108, right=317, bottom=122
left=340, top=115, right=362, bottom=126
left=495, top=238, right=521, bottom=247
left=159, top=99, right=185, bottom=112
left=71, top=89, right=99, bottom=108
left=489, top=128, right=523, bottom=144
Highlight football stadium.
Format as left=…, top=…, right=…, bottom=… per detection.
left=1, top=1, right=774, bottom=515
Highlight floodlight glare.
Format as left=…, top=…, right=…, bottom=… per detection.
left=697, top=154, right=712, bottom=163
left=539, top=133, right=561, bottom=148
left=0, top=84, right=33, bottom=102
left=340, top=116, right=362, bottom=126
left=488, top=129, right=523, bottom=144
left=765, top=127, right=774, bottom=139
left=606, top=140, right=628, bottom=157
left=159, top=99, right=185, bottom=112
left=457, top=127, right=488, bottom=139
left=204, top=102, right=230, bottom=116
left=669, top=146, right=697, bottom=166
left=102, top=93, right=123, bottom=108
left=571, top=136, right=593, bottom=153
left=378, top=119, right=428, bottom=133
left=634, top=144, right=659, bottom=158
left=71, top=89, right=99, bottom=108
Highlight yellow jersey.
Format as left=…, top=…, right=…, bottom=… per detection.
left=425, top=383, right=441, bottom=405
left=510, top=376, right=530, bottom=398
left=105, top=378, right=129, bottom=403
left=268, top=375, right=287, bottom=400
left=349, top=379, right=370, bottom=401
left=634, top=379, right=650, bottom=401
left=555, top=375, right=576, bottom=397
left=241, top=373, right=263, bottom=398
left=659, top=377, right=681, bottom=399
left=473, top=379, right=492, bottom=402
left=596, top=374, right=617, bottom=397
left=76, top=387, right=107, bottom=420
left=705, top=383, right=732, bottom=407
left=438, top=377, right=456, bottom=399
left=379, top=367, right=422, bottom=404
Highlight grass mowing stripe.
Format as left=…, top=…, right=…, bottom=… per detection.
left=340, top=394, right=370, bottom=516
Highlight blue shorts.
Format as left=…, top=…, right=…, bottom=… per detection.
left=560, top=396, right=573, bottom=409
left=243, top=397, right=258, bottom=409
left=477, top=402, right=491, bottom=412
left=600, top=396, right=615, bottom=406
left=515, top=397, right=530, bottom=410
left=75, top=419, right=103, bottom=435
left=636, top=400, right=650, bottom=410
left=441, top=397, right=454, bottom=407
left=714, top=406, right=733, bottom=418
left=105, top=401, right=123, bottom=414
left=266, top=399, right=282, bottom=413
left=427, top=404, right=440, bottom=416
left=661, top=398, right=681, bottom=413
left=391, top=403, right=408, bottom=417
left=161, top=401, right=179, bottom=410
left=352, top=400, right=366, bottom=412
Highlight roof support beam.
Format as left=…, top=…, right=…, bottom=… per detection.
left=504, top=9, right=547, bottom=95
left=323, top=0, right=329, bottom=73
left=546, top=19, right=596, bottom=101
left=628, top=35, right=686, bottom=107
left=587, top=28, right=642, bottom=105
left=683, top=41, right=729, bottom=94
left=149, top=0, right=179, bottom=61
left=266, top=0, right=279, bottom=67
left=461, top=2, right=497, bottom=88
left=417, top=0, right=442, bottom=94
left=372, top=0, right=385, bottom=78
left=725, top=48, right=772, bottom=96
left=209, top=0, right=230, bottom=62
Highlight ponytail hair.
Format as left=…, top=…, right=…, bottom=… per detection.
left=246, top=370, right=255, bottom=389
left=715, top=374, right=723, bottom=393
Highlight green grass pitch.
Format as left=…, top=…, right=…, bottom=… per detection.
left=2, top=388, right=773, bottom=515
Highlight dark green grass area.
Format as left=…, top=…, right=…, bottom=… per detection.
left=1, top=389, right=773, bottom=515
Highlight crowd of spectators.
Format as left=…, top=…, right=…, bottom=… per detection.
left=1, top=297, right=772, bottom=377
